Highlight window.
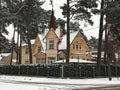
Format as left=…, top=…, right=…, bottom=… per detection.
left=76, top=44, right=78, bottom=50
left=36, top=58, right=45, bottom=64
left=73, top=44, right=75, bottom=49
left=49, top=40, right=54, bottom=49
left=79, top=45, right=81, bottom=51
left=25, top=48, right=29, bottom=54
left=38, top=46, right=41, bottom=53
left=48, top=57, right=55, bottom=64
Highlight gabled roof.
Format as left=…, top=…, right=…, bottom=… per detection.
left=38, top=34, right=46, bottom=53
left=0, top=53, right=11, bottom=60
left=21, top=28, right=61, bottom=47
left=58, top=31, right=78, bottom=50
left=22, top=39, right=35, bottom=46
left=43, top=28, right=60, bottom=40
left=21, top=29, right=89, bottom=53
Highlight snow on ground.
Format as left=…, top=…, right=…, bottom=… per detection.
left=0, top=75, right=120, bottom=90
left=0, top=75, right=120, bottom=85
left=0, top=82, right=48, bottom=90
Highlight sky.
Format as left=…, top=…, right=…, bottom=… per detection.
left=41, top=0, right=100, bottom=39
left=6, top=0, right=100, bottom=40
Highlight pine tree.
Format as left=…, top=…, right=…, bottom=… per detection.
left=61, top=0, right=98, bottom=63
left=0, top=0, right=10, bottom=53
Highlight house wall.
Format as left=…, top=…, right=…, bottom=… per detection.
left=58, top=32, right=91, bottom=60
left=70, top=32, right=91, bottom=60
left=21, top=30, right=91, bottom=65
left=32, top=36, right=45, bottom=64
left=21, top=46, right=29, bottom=64
left=45, top=28, right=59, bottom=64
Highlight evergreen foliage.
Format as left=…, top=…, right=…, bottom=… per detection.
left=88, top=36, right=98, bottom=51
left=0, top=64, right=120, bottom=78
left=61, top=0, right=98, bottom=25
left=0, top=0, right=11, bottom=53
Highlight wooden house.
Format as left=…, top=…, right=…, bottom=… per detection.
left=21, top=28, right=91, bottom=64
left=21, top=8, right=91, bottom=64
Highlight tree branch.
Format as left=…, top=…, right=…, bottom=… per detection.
left=15, top=5, right=28, bottom=15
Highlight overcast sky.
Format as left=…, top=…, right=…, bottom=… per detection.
left=41, top=0, right=100, bottom=39
left=6, top=0, right=100, bottom=40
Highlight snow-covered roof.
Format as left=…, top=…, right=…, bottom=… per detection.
left=38, top=34, right=46, bottom=53
left=21, top=29, right=81, bottom=53
left=59, top=31, right=78, bottom=50
left=55, top=28, right=61, bottom=38
left=0, top=53, right=11, bottom=57
left=43, top=28, right=60, bottom=39
left=55, top=59, right=96, bottom=64
left=37, top=30, right=79, bottom=50
left=0, top=53, right=11, bottom=60
left=22, top=39, right=35, bottom=46
left=43, top=29, right=49, bottom=39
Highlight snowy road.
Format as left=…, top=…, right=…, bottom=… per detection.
left=0, top=79, right=101, bottom=90
left=0, top=75, right=120, bottom=90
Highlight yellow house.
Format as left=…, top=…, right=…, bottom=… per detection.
left=21, top=8, right=91, bottom=64
left=21, top=27, right=91, bottom=64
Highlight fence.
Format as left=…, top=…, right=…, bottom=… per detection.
left=0, top=64, right=120, bottom=78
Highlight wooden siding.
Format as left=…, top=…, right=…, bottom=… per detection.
left=21, top=30, right=92, bottom=64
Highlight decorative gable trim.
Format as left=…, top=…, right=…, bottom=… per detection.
left=71, top=31, right=89, bottom=51
left=43, top=28, right=60, bottom=40
left=32, top=35, right=44, bottom=54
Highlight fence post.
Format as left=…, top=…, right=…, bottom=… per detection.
left=61, top=57, right=64, bottom=78
left=92, top=66, right=95, bottom=78
left=79, top=65, right=81, bottom=78
left=27, top=66, right=29, bottom=75
left=115, top=64, right=119, bottom=80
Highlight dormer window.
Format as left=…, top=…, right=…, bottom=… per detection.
left=49, top=40, right=54, bottom=49
left=38, top=46, right=41, bottom=53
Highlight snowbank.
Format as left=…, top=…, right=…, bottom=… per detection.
left=0, top=75, right=120, bottom=85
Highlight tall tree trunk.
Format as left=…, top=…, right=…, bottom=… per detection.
left=0, top=0, right=1, bottom=10
left=19, top=31, right=22, bottom=64
left=66, top=0, right=70, bottom=64
left=10, top=27, right=15, bottom=65
left=0, top=0, right=2, bottom=53
left=17, top=0, right=23, bottom=64
left=108, top=58, right=112, bottom=81
left=16, top=30, right=19, bottom=64
left=104, top=27, right=108, bottom=64
left=27, top=34, right=32, bottom=64
left=97, top=0, right=104, bottom=75
left=26, top=0, right=32, bottom=64
left=106, top=17, right=112, bottom=81
left=104, top=20, right=109, bottom=64
left=0, top=5, right=1, bottom=39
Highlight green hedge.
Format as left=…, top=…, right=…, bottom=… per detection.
left=0, top=64, right=120, bottom=78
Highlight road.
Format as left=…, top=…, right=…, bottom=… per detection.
left=79, top=85, right=120, bottom=90
left=0, top=79, right=120, bottom=90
